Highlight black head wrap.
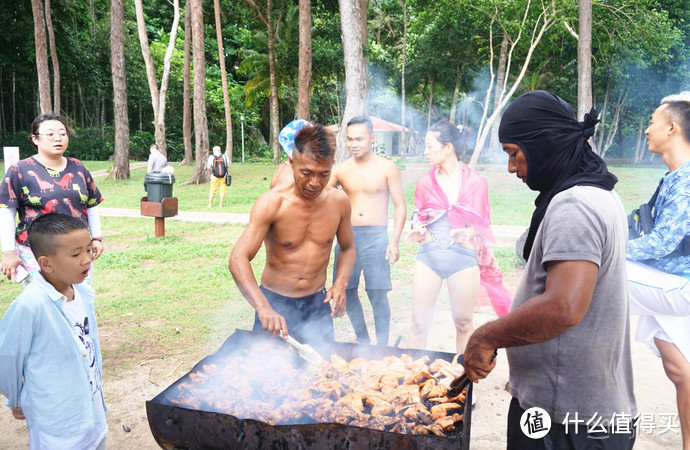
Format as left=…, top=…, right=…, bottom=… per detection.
left=498, top=90, right=618, bottom=261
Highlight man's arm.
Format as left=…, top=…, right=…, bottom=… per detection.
left=327, top=164, right=340, bottom=188
left=463, top=259, right=598, bottom=381
left=326, top=190, right=355, bottom=318
left=386, top=162, right=406, bottom=264
left=228, top=194, right=287, bottom=336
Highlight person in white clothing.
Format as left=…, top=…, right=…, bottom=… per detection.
left=627, top=91, right=690, bottom=449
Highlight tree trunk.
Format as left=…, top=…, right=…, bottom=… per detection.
left=31, top=0, right=52, bottom=114
left=156, top=0, right=181, bottom=157
left=634, top=115, right=645, bottom=164
left=470, top=1, right=558, bottom=168
left=45, top=0, right=60, bottom=115
left=487, top=32, right=509, bottom=160
left=398, top=0, right=407, bottom=159
left=134, top=0, right=162, bottom=151
left=449, top=76, right=460, bottom=124
left=186, top=0, right=211, bottom=185
left=359, top=0, right=369, bottom=109
left=426, top=77, right=434, bottom=129
left=89, top=0, right=96, bottom=32
left=577, top=0, right=592, bottom=120
left=266, top=0, right=281, bottom=164
left=181, top=0, right=193, bottom=164
left=107, top=0, right=130, bottom=181
left=214, top=0, right=233, bottom=159
left=297, top=0, right=312, bottom=120
left=336, top=0, right=369, bottom=162
left=134, top=0, right=179, bottom=157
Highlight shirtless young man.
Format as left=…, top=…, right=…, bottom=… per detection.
left=229, top=124, right=355, bottom=344
left=328, top=116, right=406, bottom=345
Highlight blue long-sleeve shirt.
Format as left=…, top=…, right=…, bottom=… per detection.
left=0, top=272, right=106, bottom=436
left=627, top=160, right=690, bottom=275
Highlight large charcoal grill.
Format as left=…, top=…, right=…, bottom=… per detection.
left=146, top=329, right=472, bottom=449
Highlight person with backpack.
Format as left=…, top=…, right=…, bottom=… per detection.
left=627, top=92, right=690, bottom=449
left=207, top=145, right=229, bottom=208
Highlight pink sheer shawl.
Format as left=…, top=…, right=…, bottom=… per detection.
left=412, top=164, right=512, bottom=317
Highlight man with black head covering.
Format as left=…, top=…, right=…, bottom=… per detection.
left=463, top=91, right=637, bottom=449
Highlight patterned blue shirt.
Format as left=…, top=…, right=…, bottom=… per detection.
left=627, top=160, right=690, bottom=275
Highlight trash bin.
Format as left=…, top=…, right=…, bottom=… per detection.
left=145, top=172, right=175, bottom=203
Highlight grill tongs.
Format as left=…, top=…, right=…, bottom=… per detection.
left=279, top=330, right=325, bottom=365
left=446, top=349, right=497, bottom=398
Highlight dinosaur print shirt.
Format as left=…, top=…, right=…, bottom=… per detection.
left=0, top=156, right=104, bottom=245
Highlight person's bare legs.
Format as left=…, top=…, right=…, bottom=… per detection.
left=208, top=191, right=214, bottom=208
left=408, top=260, right=443, bottom=350
left=447, top=265, right=480, bottom=354
left=219, top=193, right=225, bottom=208
left=655, top=338, right=690, bottom=449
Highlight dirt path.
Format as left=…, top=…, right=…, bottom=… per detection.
left=0, top=209, right=681, bottom=448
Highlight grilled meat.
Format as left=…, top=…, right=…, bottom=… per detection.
left=167, top=343, right=466, bottom=436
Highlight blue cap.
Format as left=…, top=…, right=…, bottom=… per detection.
left=278, top=119, right=311, bottom=158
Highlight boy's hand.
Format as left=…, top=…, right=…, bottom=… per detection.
left=11, top=407, right=25, bottom=420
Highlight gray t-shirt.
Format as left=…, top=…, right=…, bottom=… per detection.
left=507, top=186, right=637, bottom=424
left=148, top=151, right=168, bottom=172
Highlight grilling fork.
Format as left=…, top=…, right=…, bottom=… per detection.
left=279, top=330, right=325, bottom=365
left=447, top=349, right=498, bottom=398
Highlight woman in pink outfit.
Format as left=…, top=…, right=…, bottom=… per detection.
left=408, top=120, right=511, bottom=353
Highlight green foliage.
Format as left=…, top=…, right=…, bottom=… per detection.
left=0, top=0, right=688, bottom=165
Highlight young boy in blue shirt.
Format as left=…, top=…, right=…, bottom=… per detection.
left=0, top=213, right=107, bottom=449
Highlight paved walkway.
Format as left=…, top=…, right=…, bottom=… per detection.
left=99, top=206, right=526, bottom=246
left=90, top=162, right=148, bottom=177
left=93, top=162, right=526, bottom=246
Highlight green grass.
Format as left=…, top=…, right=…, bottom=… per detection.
left=94, top=161, right=279, bottom=213
left=0, top=159, right=667, bottom=371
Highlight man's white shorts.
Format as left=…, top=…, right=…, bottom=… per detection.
left=627, top=260, right=690, bottom=362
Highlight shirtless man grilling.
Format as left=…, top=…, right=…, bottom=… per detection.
left=329, top=116, right=406, bottom=345
left=229, top=123, right=355, bottom=344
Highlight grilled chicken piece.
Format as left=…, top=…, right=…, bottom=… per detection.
left=401, top=403, right=433, bottom=424
left=406, top=369, right=436, bottom=385
left=426, top=382, right=448, bottom=400
left=370, top=402, right=395, bottom=416
left=413, top=424, right=445, bottom=436
left=430, top=402, right=463, bottom=420
left=347, top=357, right=367, bottom=371
left=435, top=412, right=463, bottom=431
left=330, top=354, right=350, bottom=371
left=336, top=393, right=364, bottom=412
left=389, top=421, right=413, bottom=434
left=419, top=378, right=437, bottom=400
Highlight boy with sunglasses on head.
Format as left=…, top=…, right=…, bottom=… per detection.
left=0, top=213, right=107, bottom=449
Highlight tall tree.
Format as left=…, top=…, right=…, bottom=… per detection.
left=245, top=0, right=283, bottom=164
left=133, top=0, right=180, bottom=156
left=577, top=0, right=592, bottom=120
left=31, top=0, right=51, bottom=114
left=108, top=0, right=130, bottom=180
left=398, top=0, right=407, bottom=158
left=214, top=0, right=233, bottom=158
left=186, top=0, right=211, bottom=184
left=297, top=0, right=312, bottom=120
left=469, top=0, right=563, bottom=167
left=44, top=0, right=60, bottom=115
left=337, top=0, right=369, bottom=161
left=180, top=0, right=193, bottom=164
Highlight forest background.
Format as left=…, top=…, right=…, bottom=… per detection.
left=0, top=0, right=689, bottom=176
